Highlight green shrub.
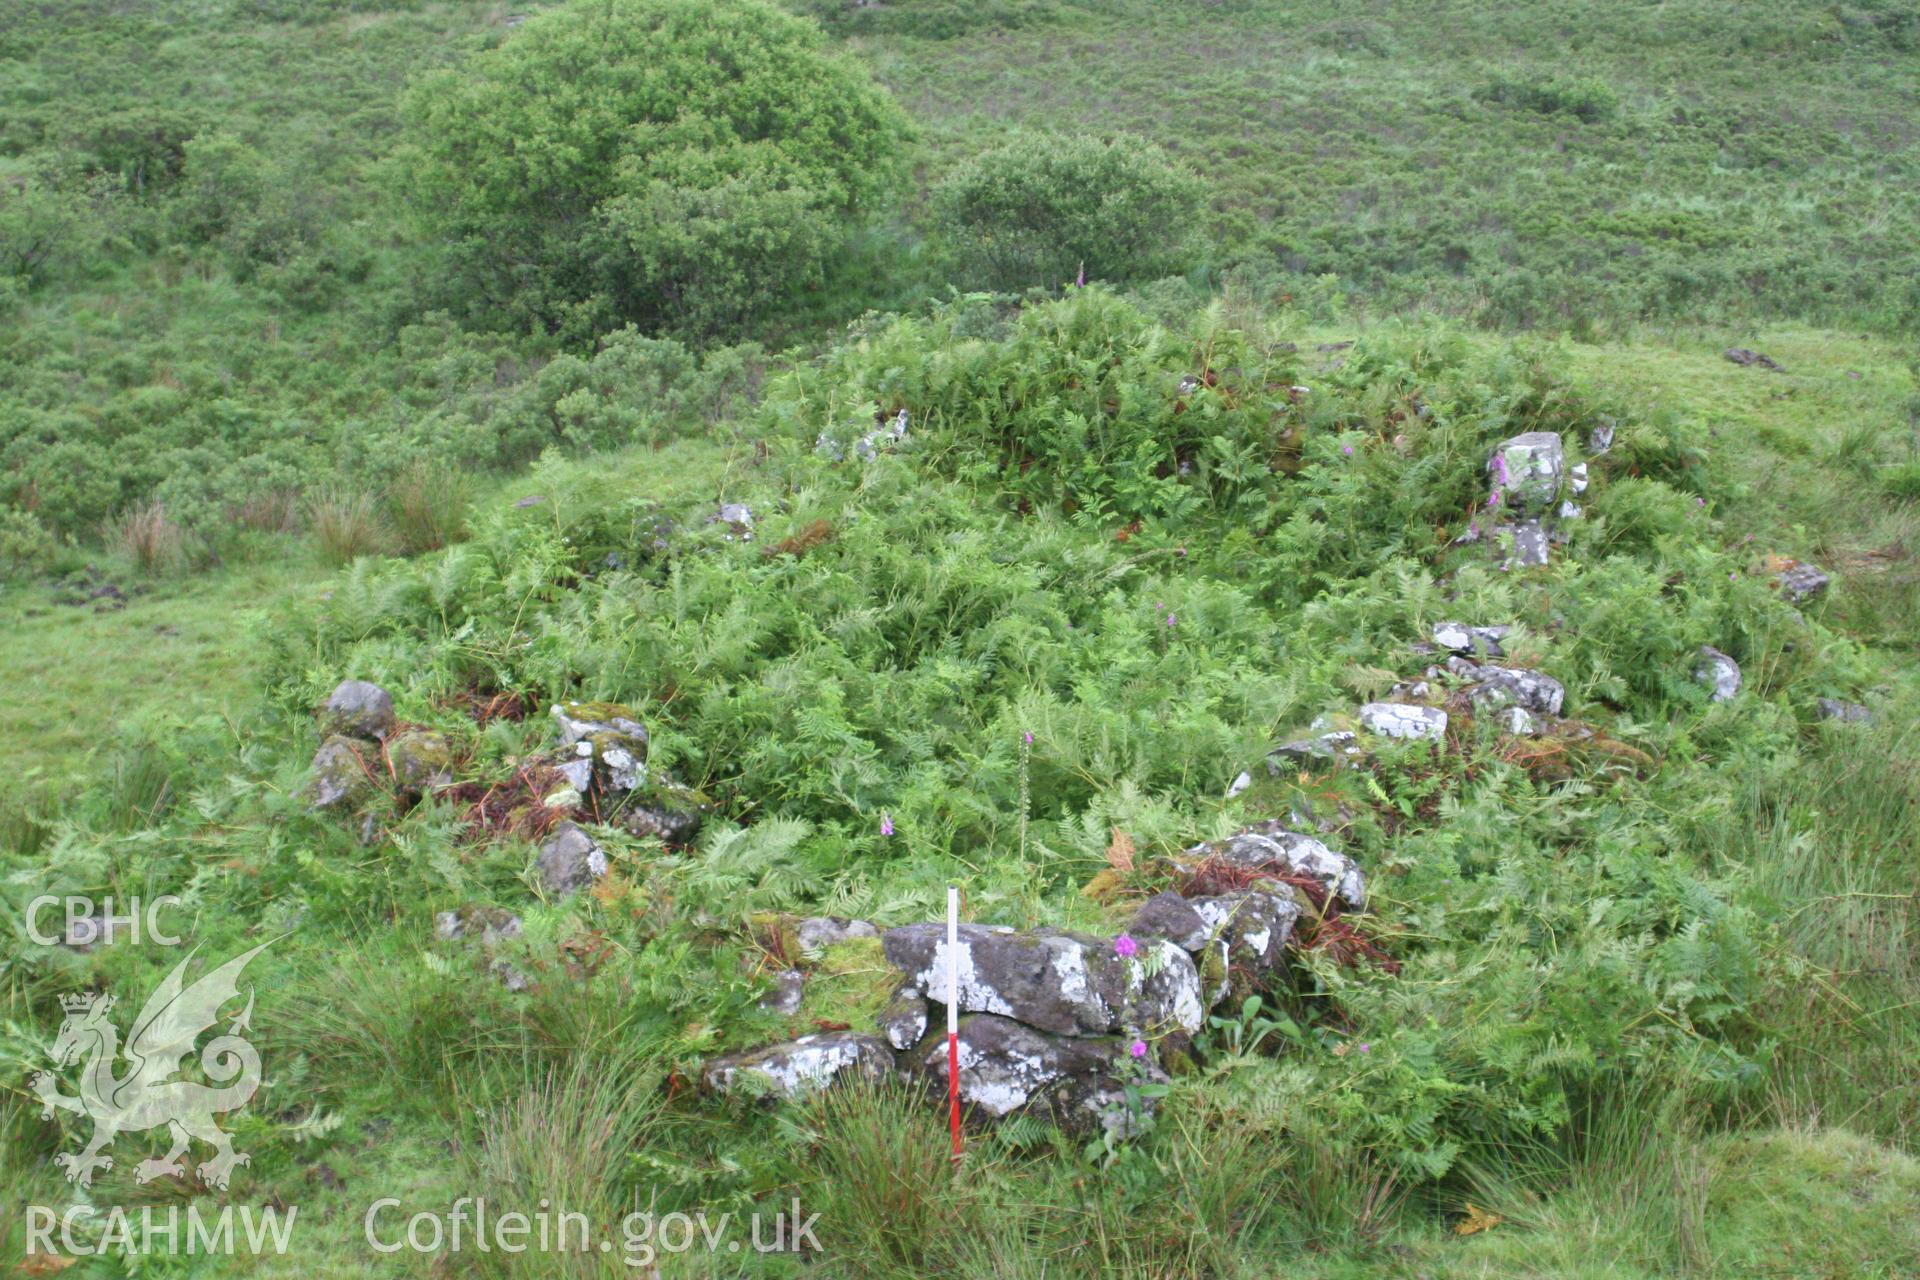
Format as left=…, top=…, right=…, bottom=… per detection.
left=1475, top=74, right=1621, bottom=123
left=0, top=507, right=56, bottom=579
left=171, top=134, right=322, bottom=273
left=0, top=177, right=104, bottom=288
left=932, top=131, right=1207, bottom=290
left=401, top=0, right=909, bottom=339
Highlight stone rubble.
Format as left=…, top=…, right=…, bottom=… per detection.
left=1776, top=563, right=1830, bottom=603
left=758, top=970, right=806, bottom=1016
left=1432, top=622, right=1509, bottom=657
left=1359, top=701, right=1448, bottom=742
left=1446, top=658, right=1566, bottom=716
left=1480, top=432, right=1590, bottom=570
left=705, top=820, right=1365, bottom=1133
left=537, top=822, right=608, bottom=898
left=1815, top=697, right=1871, bottom=724
left=703, top=1033, right=897, bottom=1101
left=1695, top=646, right=1743, bottom=702
left=550, top=701, right=649, bottom=796
left=321, top=679, right=396, bottom=740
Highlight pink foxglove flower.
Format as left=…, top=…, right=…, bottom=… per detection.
left=880, top=812, right=894, bottom=837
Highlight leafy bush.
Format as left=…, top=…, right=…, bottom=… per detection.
left=402, top=0, right=909, bottom=339
left=0, top=177, right=105, bottom=288
left=1474, top=74, right=1621, bottom=123
left=933, top=132, right=1206, bottom=290
left=0, top=507, right=56, bottom=579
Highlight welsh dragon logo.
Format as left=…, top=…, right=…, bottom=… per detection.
left=32, top=942, right=270, bottom=1190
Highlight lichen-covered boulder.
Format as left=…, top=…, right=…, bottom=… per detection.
left=1489, top=432, right=1565, bottom=515
left=1269, top=725, right=1359, bottom=769
left=821, top=409, right=912, bottom=463
left=1175, top=821, right=1366, bottom=910
left=1188, top=889, right=1301, bottom=977
left=880, top=924, right=1205, bottom=1040
left=759, top=970, right=806, bottom=1015
left=796, top=916, right=881, bottom=960
left=321, top=680, right=395, bottom=740
left=707, top=502, right=755, bottom=541
left=60, top=913, right=113, bottom=952
left=879, top=985, right=929, bottom=1051
left=1447, top=658, right=1566, bottom=716
left=1432, top=622, right=1509, bottom=657
left=616, top=782, right=708, bottom=844
left=1777, top=563, right=1830, bottom=603
left=1695, top=646, right=1742, bottom=702
left=704, top=1032, right=896, bottom=1101
left=1496, top=519, right=1551, bottom=569
left=1359, top=701, right=1448, bottom=742
left=309, top=735, right=374, bottom=809
left=1128, top=891, right=1210, bottom=951
left=387, top=728, right=452, bottom=795
left=1496, top=706, right=1543, bottom=735
left=551, top=701, right=648, bottom=795
left=490, top=958, right=531, bottom=993
left=918, top=1015, right=1167, bottom=1136
left=1816, top=698, right=1871, bottom=724
left=537, top=822, right=607, bottom=898
left=434, top=905, right=523, bottom=946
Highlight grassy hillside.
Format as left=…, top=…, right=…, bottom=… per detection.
left=3, top=0, right=1917, bottom=551
left=3, top=1, right=1919, bottom=1277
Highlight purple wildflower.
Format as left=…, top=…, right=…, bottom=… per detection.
left=1486, top=490, right=1501, bottom=510
left=1075, top=262, right=1086, bottom=288
left=1342, top=444, right=1354, bottom=456
left=1491, top=454, right=1510, bottom=485
left=880, top=812, right=894, bottom=837
left=1696, top=497, right=1706, bottom=507
left=1113, top=934, right=1139, bottom=959
left=1129, top=1039, right=1148, bottom=1059
left=1358, top=1042, right=1371, bottom=1054
left=1023, top=730, right=1034, bottom=745
left=1166, top=613, right=1177, bottom=628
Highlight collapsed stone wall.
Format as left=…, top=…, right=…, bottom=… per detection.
left=299, top=431, right=1866, bottom=1133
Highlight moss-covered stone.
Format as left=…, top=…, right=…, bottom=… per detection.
left=308, top=734, right=375, bottom=809
left=797, top=936, right=900, bottom=1034
left=320, top=679, right=395, bottom=740
left=551, top=701, right=648, bottom=794
left=617, top=781, right=710, bottom=844
left=386, top=727, right=452, bottom=794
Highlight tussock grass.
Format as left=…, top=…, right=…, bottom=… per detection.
left=306, top=488, right=391, bottom=566
left=103, top=500, right=191, bottom=576
left=386, top=460, right=472, bottom=555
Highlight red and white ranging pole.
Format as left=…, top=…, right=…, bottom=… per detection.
left=947, top=885, right=962, bottom=1165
